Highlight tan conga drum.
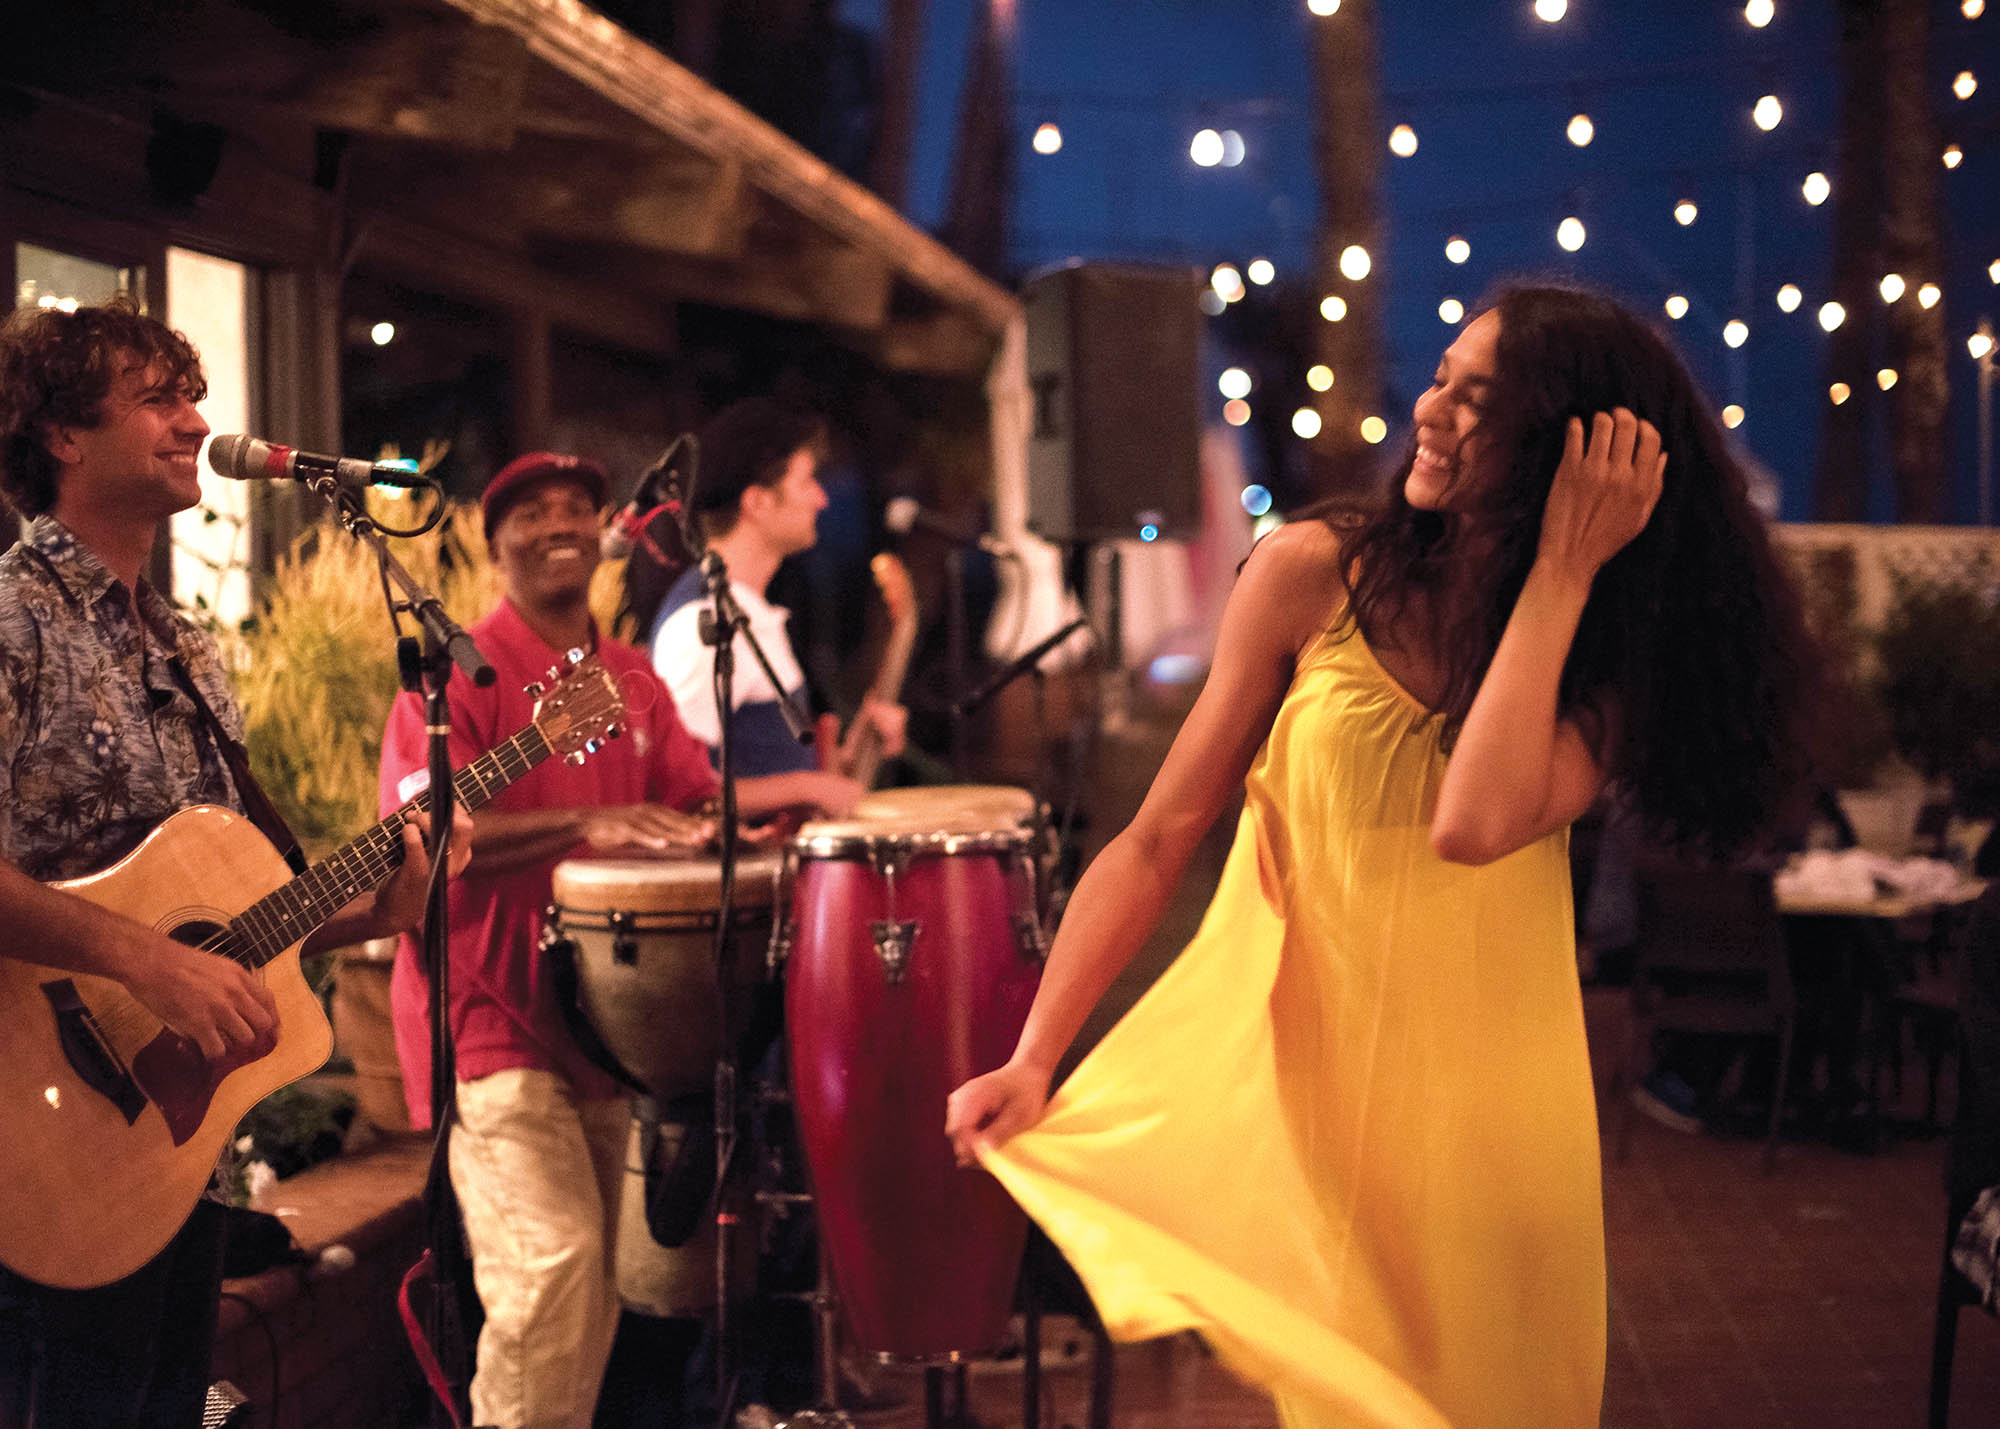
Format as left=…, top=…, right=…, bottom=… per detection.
left=614, top=1109, right=755, bottom=1316
left=547, top=853, right=783, bottom=1097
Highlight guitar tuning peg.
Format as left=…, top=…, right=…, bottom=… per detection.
left=584, top=739, right=599, bottom=755
left=604, top=723, right=623, bottom=741
left=565, top=750, right=588, bottom=766
left=546, top=665, right=563, bottom=683
left=565, top=647, right=586, bottom=665
left=523, top=681, right=546, bottom=699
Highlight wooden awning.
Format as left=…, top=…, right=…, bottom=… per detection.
left=8, top=0, right=1016, bottom=376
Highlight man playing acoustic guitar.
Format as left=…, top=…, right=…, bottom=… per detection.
left=0, top=299, right=463, bottom=1426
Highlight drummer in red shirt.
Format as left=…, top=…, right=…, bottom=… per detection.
left=377, top=452, right=805, bottom=1429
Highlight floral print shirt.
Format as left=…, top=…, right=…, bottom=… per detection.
left=0, top=515, right=244, bottom=882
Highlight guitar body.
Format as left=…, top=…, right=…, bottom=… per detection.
left=0, top=806, right=332, bottom=1289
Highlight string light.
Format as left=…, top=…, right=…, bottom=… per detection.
left=1556, top=217, right=1586, bottom=252
left=1292, top=408, right=1324, bottom=439
left=1829, top=382, right=1851, bottom=405
left=1665, top=294, right=1690, bottom=320
left=1944, top=145, right=1964, bottom=169
left=1389, top=124, right=1419, bottom=157
left=1877, top=368, right=1899, bottom=390
left=1776, top=284, right=1802, bottom=312
left=1211, top=264, right=1245, bottom=302
left=1223, top=399, right=1252, bottom=426
left=1247, top=259, right=1276, bottom=286
left=1567, top=114, right=1595, bottom=147
left=1191, top=129, right=1224, bottom=167
left=1439, top=298, right=1465, bottom=323
left=1032, top=123, right=1062, bottom=155
left=1219, top=367, right=1253, bottom=400
left=1919, top=283, right=1942, bottom=308
left=1307, top=0, right=1341, bottom=14
left=1722, top=404, right=1745, bottom=428
left=1954, top=71, right=1978, bottom=100
left=1745, top=0, right=1775, bottom=25
left=1307, top=364, right=1334, bottom=392
left=1359, top=416, right=1389, bottom=444
left=1970, top=331, right=1995, bottom=361
left=1880, top=273, right=1906, bottom=302
left=1445, top=236, right=1471, bottom=264
left=1198, top=290, right=1226, bottom=316
left=1320, top=294, right=1349, bottom=321
left=1675, top=199, right=1698, bottom=225
left=1990, top=259, right=2000, bottom=283
left=1339, top=245, right=1372, bottom=280
left=1220, top=130, right=1246, bottom=167
left=1753, top=95, right=1783, bottom=130
left=369, top=322, right=396, bottom=346
left=1966, top=1, right=1986, bottom=18
left=1534, top=0, right=1568, bottom=21
left=1819, top=301, right=1847, bottom=331
left=1802, top=172, right=1831, bottom=205
left=1724, top=319, right=1749, bottom=347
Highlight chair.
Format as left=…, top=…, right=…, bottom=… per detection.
left=1927, top=883, right=2000, bottom=1428
left=1609, top=861, right=1797, bottom=1173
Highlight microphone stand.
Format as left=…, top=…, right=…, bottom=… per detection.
left=303, top=471, right=492, bottom=1429
left=698, top=549, right=810, bottom=1429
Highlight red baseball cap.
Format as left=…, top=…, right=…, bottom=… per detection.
left=481, top=452, right=609, bottom=539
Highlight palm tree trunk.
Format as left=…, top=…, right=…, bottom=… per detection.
left=1879, top=0, right=1949, bottom=521
left=869, top=0, right=926, bottom=210
left=1307, top=0, right=1387, bottom=500
left=1817, top=0, right=1884, bottom=521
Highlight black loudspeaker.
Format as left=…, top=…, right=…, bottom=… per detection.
left=1023, top=262, right=1202, bottom=544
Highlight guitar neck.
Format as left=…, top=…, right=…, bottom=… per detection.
left=846, top=626, right=917, bottom=792
left=226, top=726, right=552, bottom=968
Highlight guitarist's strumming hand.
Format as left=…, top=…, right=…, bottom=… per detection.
left=123, top=933, right=280, bottom=1064
left=836, top=696, right=907, bottom=775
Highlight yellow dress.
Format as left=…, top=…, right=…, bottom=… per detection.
left=984, top=627, right=1605, bottom=1429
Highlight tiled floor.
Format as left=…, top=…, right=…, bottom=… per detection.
left=903, top=987, right=2000, bottom=1429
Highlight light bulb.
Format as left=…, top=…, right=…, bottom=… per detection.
left=1876, top=368, right=1898, bottom=390
left=1190, top=129, right=1224, bottom=167
left=1320, top=294, right=1348, bottom=322
left=1944, top=146, right=1964, bottom=169
left=1218, top=367, right=1253, bottom=400
left=1223, top=399, right=1251, bottom=426
left=1534, top=0, right=1568, bottom=20
left=1745, top=0, right=1775, bottom=26
left=1556, top=217, right=1586, bottom=252
left=1969, top=332, right=1995, bottom=361
left=1032, top=123, right=1062, bottom=155
left=1753, top=95, right=1783, bottom=131
left=1339, top=245, right=1371, bottom=281
left=1359, top=415, right=1389, bottom=444
left=1918, top=283, right=1941, bottom=309
left=1308, top=0, right=1341, bottom=14
left=1674, top=200, right=1698, bottom=226
left=1819, top=301, right=1847, bottom=331
left=1954, top=71, right=1977, bottom=101
left=1439, top=298, right=1465, bottom=324
left=1389, top=124, right=1418, bottom=157
left=1445, top=236, right=1470, bottom=264
left=1292, top=408, right=1324, bottom=440
left=1880, top=273, right=1906, bottom=302
left=1307, top=364, right=1334, bottom=392
left=1802, top=172, right=1831, bottom=205
left=1829, top=382, right=1851, bottom=405
left=1665, top=294, right=1689, bottom=320
left=1722, top=404, right=1745, bottom=428
left=1724, top=319, right=1749, bottom=348
left=1776, top=284, right=1802, bottom=313
left=1567, top=114, right=1595, bottom=147
left=1247, top=258, right=1276, bottom=286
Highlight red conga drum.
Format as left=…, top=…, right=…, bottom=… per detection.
left=783, top=786, right=1047, bottom=1361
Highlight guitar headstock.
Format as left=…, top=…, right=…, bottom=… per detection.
left=530, top=652, right=625, bottom=764
left=868, top=553, right=916, bottom=630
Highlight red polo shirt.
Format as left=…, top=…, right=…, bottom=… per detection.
left=379, top=597, right=719, bottom=1128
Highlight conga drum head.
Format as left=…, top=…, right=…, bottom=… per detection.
left=553, top=852, right=783, bottom=916
left=852, top=784, right=1035, bottom=834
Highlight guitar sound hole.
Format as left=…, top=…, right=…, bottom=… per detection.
left=169, top=919, right=239, bottom=962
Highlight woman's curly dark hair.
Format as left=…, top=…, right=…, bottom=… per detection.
left=0, top=296, right=207, bottom=517
left=1328, top=281, right=1819, bottom=860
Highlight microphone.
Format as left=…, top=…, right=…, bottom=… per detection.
left=206, top=434, right=422, bottom=487
left=883, top=496, right=1009, bottom=554
left=602, top=436, right=696, bottom=562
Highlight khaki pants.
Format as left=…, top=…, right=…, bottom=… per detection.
left=451, top=1068, right=629, bottom=1429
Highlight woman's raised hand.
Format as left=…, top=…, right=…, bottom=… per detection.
left=1537, top=408, right=1666, bottom=584
left=945, top=1061, right=1051, bottom=1168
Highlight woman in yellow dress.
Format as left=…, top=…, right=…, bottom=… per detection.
left=946, top=284, right=1815, bottom=1428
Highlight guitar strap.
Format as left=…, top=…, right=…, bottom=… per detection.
left=162, top=654, right=310, bottom=878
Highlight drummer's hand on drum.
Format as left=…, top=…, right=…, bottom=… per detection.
left=945, top=1060, right=1051, bottom=1168
left=582, top=804, right=716, bottom=856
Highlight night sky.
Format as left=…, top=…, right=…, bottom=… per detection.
left=851, top=0, right=1999, bottom=523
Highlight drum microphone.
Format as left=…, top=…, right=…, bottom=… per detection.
left=206, top=434, right=423, bottom=487
left=883, top=496, right=1009, bottom=554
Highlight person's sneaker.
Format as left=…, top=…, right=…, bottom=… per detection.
left=1630, top=1073, right=1704, bottom=1134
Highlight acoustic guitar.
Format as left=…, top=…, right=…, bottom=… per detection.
left=0, top=654, right=623, bottom=1289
